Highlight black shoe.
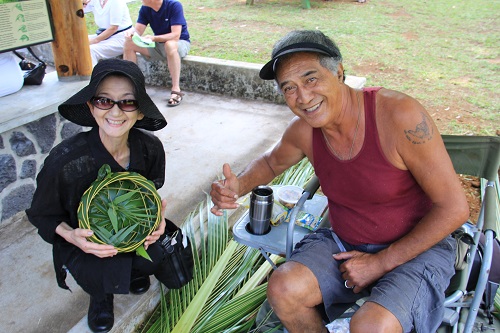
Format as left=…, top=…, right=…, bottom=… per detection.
left=130, top=275, right=150, bottom=295
left=88, top=294, right=114, bottom=333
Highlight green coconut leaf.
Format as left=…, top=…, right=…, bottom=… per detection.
left=140, top=160, right=317, bottom=333
left=136, top=245, right=152, bottom=261
left=113, top=190, right=138, bottom=204
left=107, top=207, right=119, bottom=233
left=109, top=223, right=138, bottom=246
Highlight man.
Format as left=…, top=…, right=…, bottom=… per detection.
left=124, top=0, right=190, bottom=107
left=210, top=30, right=469, bottom=332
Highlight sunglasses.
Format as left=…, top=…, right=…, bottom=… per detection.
left=90, top=97, right=140, bottom=112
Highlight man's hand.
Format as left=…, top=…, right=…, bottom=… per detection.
left=334, top=251, right=388, bottom=293
left=144, top=199, right=167, bottom=249
left=124, top=29, right=135, bottom=39
left=210, top=163, right=240, bottom=216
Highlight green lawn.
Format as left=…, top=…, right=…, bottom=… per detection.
left=86, top=0, right=499, bottom=135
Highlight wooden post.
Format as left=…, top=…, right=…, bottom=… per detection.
left=48, top=0, right=92, bottom=81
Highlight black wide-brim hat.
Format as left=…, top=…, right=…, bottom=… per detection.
left=59, top=58, right=167, bottom=131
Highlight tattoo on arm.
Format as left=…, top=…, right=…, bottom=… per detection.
left=404, top=112, right=434, bottom=144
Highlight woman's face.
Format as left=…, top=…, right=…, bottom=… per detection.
left=88, top=75, right=144, bottom=142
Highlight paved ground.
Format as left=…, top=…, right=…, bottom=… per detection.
left=2, top=81, right=497, bottom=333
left=0, top=86, right=293, bottom=333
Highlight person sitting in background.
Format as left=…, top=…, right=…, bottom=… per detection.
left=123, top=0, right=190, bottom=107
left=210, top=30, right=469, bottom=332
left=83, top=0, right=132, bottom=67
left=0, top=52, right=24, bottom=97
left=26, top=59, right=170, bottom=333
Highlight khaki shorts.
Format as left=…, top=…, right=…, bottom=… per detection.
left=147, top=39, right=190, bottom=61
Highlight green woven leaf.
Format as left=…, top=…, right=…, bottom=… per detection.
left=78, top=164, right=161, bottom=253
left=109, top=223, right=138, bottom=246
left=94, top=225, right=113, bottom=244
left=107, top=207, right=119, bottom=233
left=113, top=190, right=137, bottom=204
left=97, top=164, right=111, bottom=181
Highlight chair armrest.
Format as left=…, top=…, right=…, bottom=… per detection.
left=303, top=175, right=320, bottom=200
left=483, top=181, right=498, bottom=238
left=286, top=191, right=311, bottom=259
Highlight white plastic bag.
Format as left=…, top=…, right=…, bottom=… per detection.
left=326, top=318, right=350, bottom=333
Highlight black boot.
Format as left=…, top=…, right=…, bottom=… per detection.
left=87, top=294, right=114, bottom=333
left=129, top=275, right=150, bottom=295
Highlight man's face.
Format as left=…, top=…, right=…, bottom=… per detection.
left=275, top=52, right=343, bottom=128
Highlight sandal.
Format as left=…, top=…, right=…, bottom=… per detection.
left=167, top=91, right=184, bottom=107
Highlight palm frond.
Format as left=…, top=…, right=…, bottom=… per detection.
left=142, top=159, right=315, bottom=333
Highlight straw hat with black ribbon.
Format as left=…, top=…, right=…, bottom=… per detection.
left=59, top=58, right=167, bottom=131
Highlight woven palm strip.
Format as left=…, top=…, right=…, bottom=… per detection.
left=78, top=164, right=161, bottom=253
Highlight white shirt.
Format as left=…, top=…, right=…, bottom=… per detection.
left=84, top=0, right=132, bottom=30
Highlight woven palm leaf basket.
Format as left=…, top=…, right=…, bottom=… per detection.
left=78, top=164, right=162, bottom=254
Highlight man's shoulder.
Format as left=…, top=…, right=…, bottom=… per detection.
left=374, top=87, right=425, bottom=119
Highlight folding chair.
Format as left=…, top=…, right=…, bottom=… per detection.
left=438, top=135, right=500, bottom=333
left=281, top=135, right=499, bottom=333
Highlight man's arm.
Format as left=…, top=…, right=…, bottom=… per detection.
left=149, top=25, right=182, bottom=43
left=125, top=23, right=146, bottom=38
left=337, top=89, right=469, bottom=291
left=210, top=117, right=311, bottom=215
left=378, top=91, right=469, bottom=267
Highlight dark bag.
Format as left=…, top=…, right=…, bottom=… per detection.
left=154, top=218, right=194, bottom=289
left=13, top=47, right=47, bottom=85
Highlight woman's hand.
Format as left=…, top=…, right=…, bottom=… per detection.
left=143, top=199, right=167, bottom=250
left=56, top=222, right=118, bottom=258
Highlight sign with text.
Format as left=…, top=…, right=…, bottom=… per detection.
left=0, top=0, right=54, bottom=53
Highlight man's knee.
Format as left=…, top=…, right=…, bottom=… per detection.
left=267, top=261, right=321, bottom=308
left=350, top=301, right=402, bottom=333
left=123, top=38, right=134, bottom=51
left=164, top=40, right=179, bottom=55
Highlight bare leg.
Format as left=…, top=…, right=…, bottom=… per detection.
left=267, top=261, right=328, bottom=333
left=164, top=40, right=182, bottom=93
left=350, top=301, right=403, bottom=333
left=123, top=37, right=150, bottom=63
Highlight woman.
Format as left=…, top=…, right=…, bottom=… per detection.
left=26, top=59, right=168, bottom=333
left=83, top=0, right=132, bottom=67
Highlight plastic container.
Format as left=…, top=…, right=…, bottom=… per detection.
left=277, top=185, right=303, bottom=209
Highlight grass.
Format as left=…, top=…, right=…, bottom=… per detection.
left=86, top=0, right=499, bottom=135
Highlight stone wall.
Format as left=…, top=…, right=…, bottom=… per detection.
left=0, top=114, right=82, bottom=223
left=27, top=44, right=285, bottom=103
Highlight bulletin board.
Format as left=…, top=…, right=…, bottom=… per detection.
left=0, top=0, right=54, bottom=53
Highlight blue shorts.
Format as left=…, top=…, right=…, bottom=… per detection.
left=290, top=228, right=456, bottom=333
